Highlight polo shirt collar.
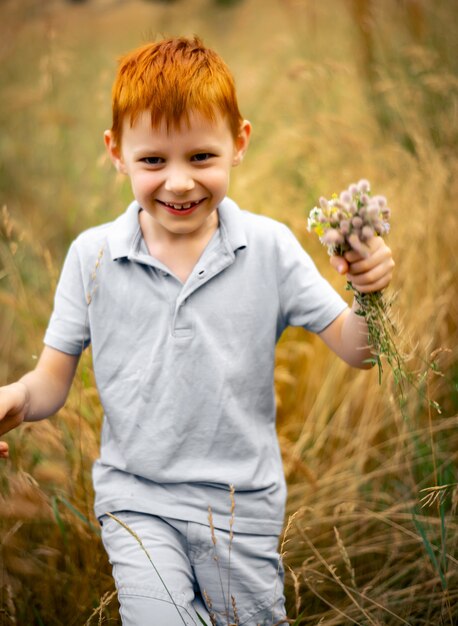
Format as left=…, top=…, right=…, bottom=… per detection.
left=217, top=196, right=247, bottom=254
left=106, top=197, right=247, bottom=261
left=106, top=201, right=141, bottom=261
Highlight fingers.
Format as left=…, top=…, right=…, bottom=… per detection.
left=329, top=255, right=349, bottom=275
left=347, top=234, right=371, bottom=259
left=0, top=411, right=23, bottom=460
left=348, top=263, right=394, bottom=293
left=0, top=383, right=29, bottom=460
left=344, top=237, right=395, bottom=293
left=0, top=441, right=9, bottom=459
left=0, top=384, right=27, bottom=443
left=328, top=237, right=394, bottom=292
left=0, top=410, right=24, bottom=437
left=344, top=233, right=384, bottom=263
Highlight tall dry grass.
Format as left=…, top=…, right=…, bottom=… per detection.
left=0, top=0, right=457, bottom=624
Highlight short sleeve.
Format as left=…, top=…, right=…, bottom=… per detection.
left=43, top=241, right=91, bottom=355
left=276, top=224, right=347, bottom=333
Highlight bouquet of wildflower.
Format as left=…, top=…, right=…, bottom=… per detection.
left=308, top=179, right=403, bottom=385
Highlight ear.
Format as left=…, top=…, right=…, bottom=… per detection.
left=104, top=130, right=127, bottom=174
left=232, top=120, right=252, bottom=167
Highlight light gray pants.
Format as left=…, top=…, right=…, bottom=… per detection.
left=100, top=510, right=287, bottom=626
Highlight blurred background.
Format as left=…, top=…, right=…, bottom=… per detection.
left=0, top=0, right=457, bottom=624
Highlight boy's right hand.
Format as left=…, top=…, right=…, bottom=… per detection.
left=0, top=382, right=29, bottom=459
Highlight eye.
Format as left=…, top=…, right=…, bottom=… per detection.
left=191, top=153, right=214, bottom=163
left=141, top=156, right=164, bottom=165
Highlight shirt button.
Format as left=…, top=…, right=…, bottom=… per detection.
left=197, top=269, right=206, bottom=278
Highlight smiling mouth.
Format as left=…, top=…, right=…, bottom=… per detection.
left=159, top=198, right=205, bottom=211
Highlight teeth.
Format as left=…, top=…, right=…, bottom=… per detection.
left=163, top=200, right=200, bottom=210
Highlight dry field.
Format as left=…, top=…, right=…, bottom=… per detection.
left=0, top=0, right=457, bottom=624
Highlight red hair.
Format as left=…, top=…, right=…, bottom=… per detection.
left=110, top=37, right=243, bottom=145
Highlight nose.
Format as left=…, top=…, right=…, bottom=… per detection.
left=164, top=166, right=195, bottom=195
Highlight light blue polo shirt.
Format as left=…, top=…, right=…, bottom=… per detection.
left=44, top=197, right=347, bottom=535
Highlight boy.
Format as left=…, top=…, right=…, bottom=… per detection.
left=0, top=37, right=394, bottom=625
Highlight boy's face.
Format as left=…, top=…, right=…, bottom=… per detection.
left=105, top=110, right=251, bottom=240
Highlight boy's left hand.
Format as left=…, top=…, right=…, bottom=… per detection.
left=330, top=236, right=395, bottom=293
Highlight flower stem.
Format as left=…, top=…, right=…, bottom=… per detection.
left=347, top=282, right=406, bottom=391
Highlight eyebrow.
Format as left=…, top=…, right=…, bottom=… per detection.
left=132, top=144, right=222, bottom=157
left=131, top=147, right=163, bottom=156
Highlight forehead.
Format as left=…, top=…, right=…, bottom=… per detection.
left=122, top=109, right=234, bottom=143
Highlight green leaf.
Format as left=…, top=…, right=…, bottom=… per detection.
left=291, top=610, right=306, bottom=625
left=195, top=611, right=209, bottom=625
left=32, top=605, right=46, bottom=626
left=412, top=510, right=447, bottom=590
left=55, top=494, right=101, bottom=536
left=51, top=495, right=67, bottom=541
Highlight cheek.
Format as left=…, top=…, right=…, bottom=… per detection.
left=204, top=167, right=231, bottom=192
left=130, top=172, right=161, bottom=196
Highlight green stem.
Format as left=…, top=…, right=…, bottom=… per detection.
left=347, top=282, right=406, bottom=390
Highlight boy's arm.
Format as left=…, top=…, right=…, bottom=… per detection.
left=318, top=236, right=395, bottom=368
left=0, top=346, right=79, bottom=458
left=318, top=303, right=374, bottom=368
